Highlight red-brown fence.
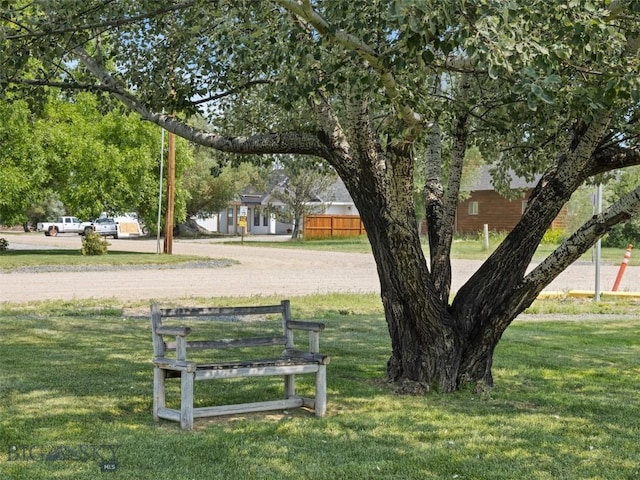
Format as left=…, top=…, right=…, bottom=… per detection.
left=303, top=215, right=366, bottom=239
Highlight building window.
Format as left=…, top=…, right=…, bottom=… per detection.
left=468, top=201, right=479, bottom=215
left=227, top=208, right=234, bottom=226
left=253, top=208, right=261, bottom=227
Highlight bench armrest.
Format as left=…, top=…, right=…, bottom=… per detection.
left=282, top=350, right=330, bottom=365
left=286, top=320, right=325, bottom=332
left=155, top=326, right=192, bottom=337
left=152, top=357, right=197, bottom=372
left=285, top=321, right=325, bottom=354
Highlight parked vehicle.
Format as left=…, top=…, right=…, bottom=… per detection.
left=36, top=216, right=90, bottom=236
left=88, top=217, right=119, bottom=239
left=88, top=213, right=143, bottom=238
left=111, top=213, right=144, bottom=238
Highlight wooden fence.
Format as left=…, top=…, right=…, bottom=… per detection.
left=303, top=215, right=366, bottom=239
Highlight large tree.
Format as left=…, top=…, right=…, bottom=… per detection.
left=2, top=1, right=640, bottom=392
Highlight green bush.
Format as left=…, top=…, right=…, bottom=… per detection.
left=602, top=219, right=640, bottom=248
left=81, top=230, right=109, bottom=255
left=541, top=228, right=567, bottom=245
left=0, top=237, right=8, bottom=253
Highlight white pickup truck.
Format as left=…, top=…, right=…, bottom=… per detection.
left=36, top=216, right=91, bottom=236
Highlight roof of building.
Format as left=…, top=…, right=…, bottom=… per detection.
left=472, top=166, right=541, bottom=191
left=330, top=177, right=353, bottom=203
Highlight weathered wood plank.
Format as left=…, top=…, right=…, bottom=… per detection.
left=187, top=336, right=287, bottom=350
left=156, top=326, right=192, bottom=336
left=194, top=363, right=320, bottom=380
left=181, top=371, right=194, bottom=429
left=315, top=365, right=327, bottom=417
left=282, top=350, right=330, bottom=365
left=156, top=407, right=181, bottom=422
left=159, top=304, right=285, bottom=318
left=192, top=398, right=304, bottom=418
left=287, top=320, right=325, bottom=332
left=153, top=367, right=165, bottom=421
left=164, top=336, right=287, bottom=351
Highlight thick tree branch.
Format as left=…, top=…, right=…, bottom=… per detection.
left=426, top=75, right=471, bottom=302
left=452, top=111, right=613, bottom=332
left=519, top=186, right=640, bottom=296
left=589, top=144, right=640, bottom=175
left=73, top=47, right=331, bottom=158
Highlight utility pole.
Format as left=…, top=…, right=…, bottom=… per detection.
left=163, top=130, right=176, bottom=254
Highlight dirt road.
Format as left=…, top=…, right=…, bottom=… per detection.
left=1, top=233, right=638, bottom=303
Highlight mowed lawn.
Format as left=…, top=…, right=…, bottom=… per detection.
left=1, top=294, right=639, bottom=480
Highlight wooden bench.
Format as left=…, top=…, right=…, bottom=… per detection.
left=150, top=299, right=329, bottom=429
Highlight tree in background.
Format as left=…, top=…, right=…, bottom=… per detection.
left=3, top=2, right=640, bottom=393
left=269, top=158, right=338, bottom=239
left=182, top=143, right=263, bottom=233
left=35, top=92, right=191, bottom=226
left=23, top=194, right=65, bottom=232
left=0, top=99, right=49, bottom=227
left=0, top=91, right=193, bottom=231
left=603, top=166, right=640, bottom=248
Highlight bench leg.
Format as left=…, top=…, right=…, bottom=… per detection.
left=284, top=374, right=295, bottom=399
left=180, top=371, right=194, bottom=430
left=315, top=365, right=327, bottom=417
left=153, top=367, right=165, bottom=421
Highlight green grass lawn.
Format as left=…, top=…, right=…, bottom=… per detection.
left=0, top=249, right=232, bottom=271
left=1, top=294, right=639, bottom=479
left=228, top=235, right=640, bottom=266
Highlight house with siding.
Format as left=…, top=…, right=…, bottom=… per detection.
left=455, top=167, right=567, bottom=234
left=199, top=168, right=566, bottom=237
left=198, top=178, right=359, bottom=236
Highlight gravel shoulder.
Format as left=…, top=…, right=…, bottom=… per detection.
left=1, top=233, right=638, bottom=303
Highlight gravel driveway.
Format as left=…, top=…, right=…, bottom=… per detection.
left=1, top=233, right=638, bottom=303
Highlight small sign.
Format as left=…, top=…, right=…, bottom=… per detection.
left=239, top=206, right=248, bottom=217
left=238, top=217, right=247, bottom=228
left=100, top=461, right=118, bottom=473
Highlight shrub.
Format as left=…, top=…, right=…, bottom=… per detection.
left=81, top=230, right=109, bottom=255
left=0, top=237, right=8, bottom=253
left=541, top=228, right=567, bottom=245
left=602, top=219, right=640, bottom=248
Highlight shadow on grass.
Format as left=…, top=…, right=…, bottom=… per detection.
left=2, top=307, right=640, bottom=479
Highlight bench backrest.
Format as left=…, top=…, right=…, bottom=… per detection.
left=151, top=300, right=294, bottom=360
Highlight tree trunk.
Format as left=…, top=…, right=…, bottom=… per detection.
left=363, top=202, right=462, bottom=392
left=353, top=182, right=513, bottom=392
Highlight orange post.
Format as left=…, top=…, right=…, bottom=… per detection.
left=612, top=244, right=633, bottom=291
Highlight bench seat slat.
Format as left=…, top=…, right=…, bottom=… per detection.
left=195, top=363, right=320, bottom=379
left=159, top=304, right=285, bottom=318
left=157, top=357, right=322, bottom=378
left=165, top=336, right=287, bottom=351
